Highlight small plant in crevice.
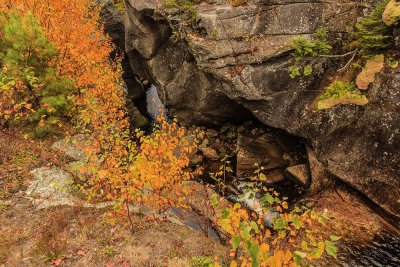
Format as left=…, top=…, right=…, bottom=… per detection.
left=209, top=155, right=235, bottom=193
left=289, top=28, right=332, bottom=78
left=112, top=0, right=126, bottom=12
left=387, top=57, right=399, bottom=68
left=163, top=0, right=200, bottom=22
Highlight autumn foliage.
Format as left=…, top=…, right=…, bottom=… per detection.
left=0, top=1, right=340, bottom=266
left=80, top=116, right=196, bottom=214
left=212, top=199, right=338, bottom=267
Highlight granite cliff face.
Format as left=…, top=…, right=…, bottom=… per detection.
left=114, top=0, right=399, bottom=218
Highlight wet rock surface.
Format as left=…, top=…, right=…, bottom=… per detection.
left=123, top=0, right=400, bottom=218
left=285, top=164, right=311, bottom=187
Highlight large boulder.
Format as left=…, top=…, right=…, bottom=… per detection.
left=123, top=0, right=400, bottom=218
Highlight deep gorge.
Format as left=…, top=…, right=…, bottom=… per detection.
left=99, top=0, right=400, bottom=265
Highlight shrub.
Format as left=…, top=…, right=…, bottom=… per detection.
left=211, top=191, right=339, bottom=266
left=352, top=0, right=393, bottom=56
left=291, top=28, right=332, bottom=62
left=289, top=28, right=332, bottom=78
left=81, top=116, right=196, bottom=216
left=208, top=165, right=340, bottom=267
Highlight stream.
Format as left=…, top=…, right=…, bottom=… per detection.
left=145, top=86, right=400, bottom=266
left=331, top=233, right=400, bottom=267
left=146, top=84, right=166, bottom=120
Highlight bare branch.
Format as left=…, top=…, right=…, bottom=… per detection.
left=337, top=49, right=359, bottom=72
left=318, top=49, right=359, bottom=58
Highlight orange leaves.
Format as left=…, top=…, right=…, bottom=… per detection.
left=81, top=113, right=197, bottom=222
left=267, top=250, right=294, bottom=267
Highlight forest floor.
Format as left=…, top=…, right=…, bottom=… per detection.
left=0, top=129, right=228, bottom=266
left=0, top=128, right=397, bottom=267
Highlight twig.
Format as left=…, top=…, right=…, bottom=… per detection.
left=318, top=49, right=358, bottom=58
left=125, top=199, right=135, bottom=234
left=337, top=49, right=359, bottom=72
left=318, top=49, right=359, bottom=73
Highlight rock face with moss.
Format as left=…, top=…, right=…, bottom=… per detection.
left=122, top=0, right=400, bottom=218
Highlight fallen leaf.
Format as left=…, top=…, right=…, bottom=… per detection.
left=53, top=258, right=62, bottom=266
left=77, top=250, right=86, bottom=256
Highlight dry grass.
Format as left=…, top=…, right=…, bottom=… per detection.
left=0, top=128, right=69, bottom=200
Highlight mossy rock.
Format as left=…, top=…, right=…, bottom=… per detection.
left=382, top=0, right=400, bottom=26
left=318, top=81, right=369, bottom=110
left=112, top=0, right=125, bottom=12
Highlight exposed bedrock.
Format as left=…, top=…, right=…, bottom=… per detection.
left=122, top=0, right=399, bottom=218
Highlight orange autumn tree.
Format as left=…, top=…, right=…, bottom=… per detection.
left=1, top=0, right=127, bottom=131
left=1, top=0, right=197, bottom=222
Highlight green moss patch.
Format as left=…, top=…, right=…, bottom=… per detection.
left=318, top=81, right=369, bottom=110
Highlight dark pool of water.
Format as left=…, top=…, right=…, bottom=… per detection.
left=321, top=232, right=400, bottom=267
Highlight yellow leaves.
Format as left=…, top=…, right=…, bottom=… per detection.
left=276, top=206, right=283, bottom=213
left=259, top=243, right=270, bottom=254
left=265, top=229, right=271, bottom=238
left=24, top=103, right=33, bottom=110
left=239, top=209, right=249, bottom=220
left=267, top=250, right=292, bottom=267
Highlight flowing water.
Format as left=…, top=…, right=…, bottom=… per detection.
left=334, top=233, right=400, bottom=267
left=146, top=85, right=166, bottom=120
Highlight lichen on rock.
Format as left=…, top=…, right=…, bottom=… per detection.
left=382, top=0, right=400, bottom=26
left=356, top=54, right=385, bottom=90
